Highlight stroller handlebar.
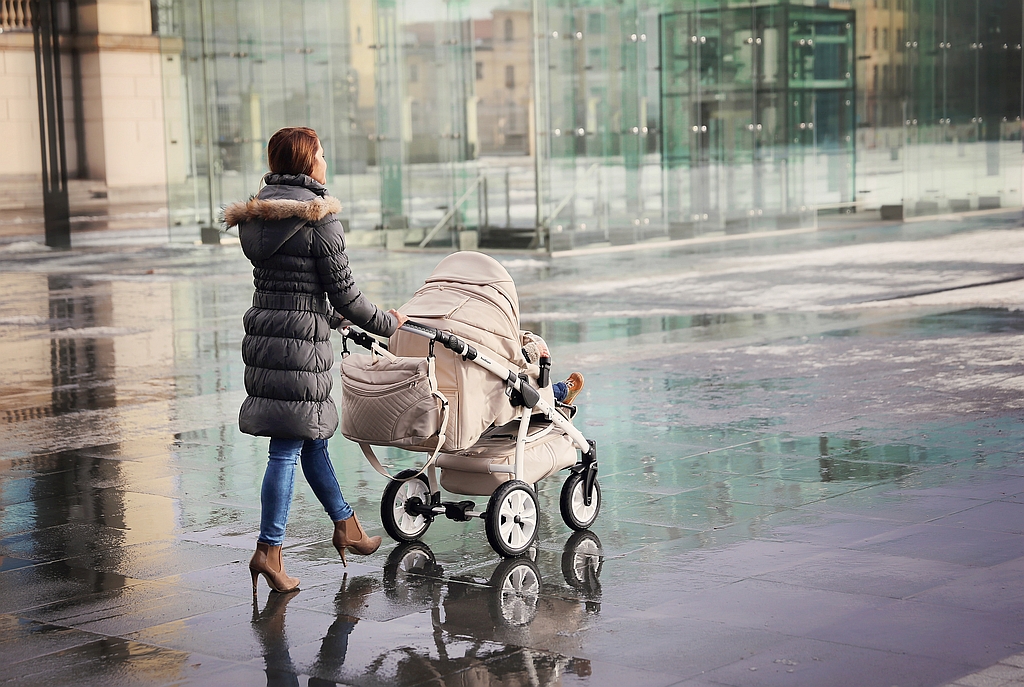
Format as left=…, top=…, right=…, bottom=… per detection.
left=339, top=320, right=478, bottom=361
left=400, top=321, right=477, bottom=360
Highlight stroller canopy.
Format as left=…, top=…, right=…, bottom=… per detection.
left=390, top=251, right=528, bottom=450
left=424, top=251, right=520, bottom=324
left=405, top=251, right=522, bottom=362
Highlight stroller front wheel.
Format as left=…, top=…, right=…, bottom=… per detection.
left=381, top=470, right=433, bottom=542
left=485, top=480, right=539, bottom=557
left=559, top=472, right=601, bottom=531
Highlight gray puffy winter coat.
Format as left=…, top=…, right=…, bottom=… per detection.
left=224, top=173, right=397, bottom=440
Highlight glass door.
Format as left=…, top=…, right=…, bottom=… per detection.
left=537, top=1, right=583, bottom=250
left=661, top=8, right=716, bottom=239
left=905, top=0, right=1022, bottom=216
left=374, top=0, right=478, bottom=246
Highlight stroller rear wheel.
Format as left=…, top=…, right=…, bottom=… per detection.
left=485, top=480, right=539, bottom=557
left=559, top=472, right=601, bottom=531
left=381, top=470, right=433, bottom=542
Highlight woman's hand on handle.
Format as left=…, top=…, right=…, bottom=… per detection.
left=388, top=309, right=409, bottom=330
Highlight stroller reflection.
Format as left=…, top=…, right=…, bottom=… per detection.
left=371, top=532, right=603, bottom=684
left=384, top=531, right=603, bottom=627
left=251, top=534, right=603, bottom=686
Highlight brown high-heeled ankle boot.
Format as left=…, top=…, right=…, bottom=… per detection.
left=332, top=514, right=382, bottom=566
left=249, top=542, right=300, bottom=594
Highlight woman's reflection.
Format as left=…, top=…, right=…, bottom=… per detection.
left=251, top=574, right=377, bottom=687
left=250, top=590, right=301, bottom=687
left=308, top=575, right=378, bottom=686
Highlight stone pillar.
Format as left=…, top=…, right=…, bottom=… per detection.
left=76, top=0, right=167, bottom=202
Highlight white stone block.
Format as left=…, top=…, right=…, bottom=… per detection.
left=96, top=0, right=152, bottom=35
left=136, top=119, right=166, bottom=146
left=6, top=96, right=40, bottom=123
left=1, top=74, right=35, bottom=98
left=0, top=121, right=41, bottom=175
left=134, top=75, right=163, bottom=99
left=99, top=50, right=157, bottom=77
left=100, top=75, right=139, bottom=99
left=102, top=97, right=155, bottom=121
left=2, top=50, right=35, bottom=77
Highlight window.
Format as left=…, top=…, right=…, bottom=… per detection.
left=504, top=18, right=513, bottom=41
left=897, top=28, right=903, bottom=50
left=883, top=28, right=888, bottom=50
left=475, top=61, right=483, bottom=80
left=505, top=65, right=515, bottom=89
left=873, top=28, right=878, bottom=50
left=873, top=64, right=878, bottom=90
left=356, top=26, right=362, bottom=44
left=409, top=64, right=419, bottom=83
left=883, top=64, right=890, bottom=90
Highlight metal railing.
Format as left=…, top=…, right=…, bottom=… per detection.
left=417, top=175, right=486, bottom=248
left=0, top=0, right=32, bottom=31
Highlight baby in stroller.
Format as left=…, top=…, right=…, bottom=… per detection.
left=521, top=331, right=585, bottom=406
left=338, top=251, right=600, bottom=557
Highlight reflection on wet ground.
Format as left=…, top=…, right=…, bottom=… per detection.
left=240, top=537, right=602, bottom=686
left=1, top=219, right=1024, bottom=685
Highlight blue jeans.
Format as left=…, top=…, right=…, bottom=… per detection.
left=552, top=381, right=567, bottom=402
left=259, top=438, right=353, bottom=546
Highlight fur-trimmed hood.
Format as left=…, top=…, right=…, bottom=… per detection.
left=227, top=174, right=343, bottom=261
left=224, top=194, right=342, bottom=227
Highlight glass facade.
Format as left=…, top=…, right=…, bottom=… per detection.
left=157, top=0, right=1023, bottom=251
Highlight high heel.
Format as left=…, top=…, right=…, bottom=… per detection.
left=332, top=513, right=382, bottom=567
left=248, top=542, right=300, bottom=594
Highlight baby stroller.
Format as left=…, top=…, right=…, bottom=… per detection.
left=338, top=251, right=600, bottom=558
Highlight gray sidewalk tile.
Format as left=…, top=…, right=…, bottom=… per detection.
left=703, top=636, right=978, bottom=687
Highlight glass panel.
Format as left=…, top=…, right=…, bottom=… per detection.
left=155, top=0, right=1021, bottom=250
left=787, top=7, right=856, bottom=224
left=879, top=0, right=1021, bottom=218
left=538, top=1, right=583, bottom=250
left=657, top=2, right=853, bottom=241
left=159, top=0, right=372, bottom=242
left=375, top=0, right=491, bottom=249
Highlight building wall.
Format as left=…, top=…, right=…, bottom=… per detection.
left=89, top=43, right=167, bottom=189
left=474, top=10, right=533, bottom=156
left=858, top=0, right=907, bottom=127
left=0, top=33, right=42, bottom=179
left=0, top=0, right=167, bottom=198
left=348, top=0, right=376, bottom=129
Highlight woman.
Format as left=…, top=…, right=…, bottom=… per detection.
left=225, top=126, right=408, bottom=594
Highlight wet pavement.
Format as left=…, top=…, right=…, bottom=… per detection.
left=1, top=214, right=1024, bottom=686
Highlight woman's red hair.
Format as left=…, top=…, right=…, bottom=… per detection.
left=267, top=127, right=319, bottom=176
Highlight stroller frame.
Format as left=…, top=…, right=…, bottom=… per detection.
left=342, top=320, right=600, bottom=558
